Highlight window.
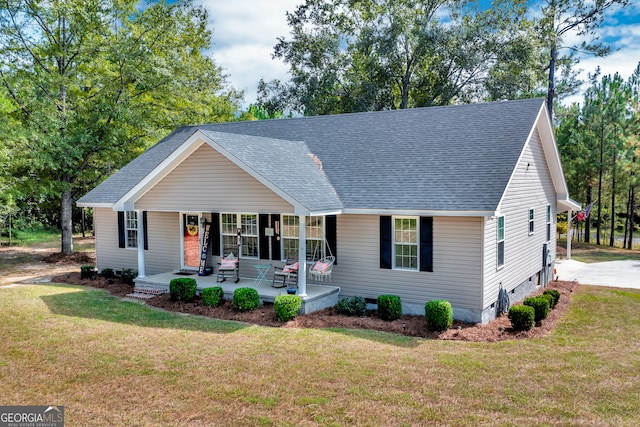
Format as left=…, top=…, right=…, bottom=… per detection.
left=546, top=204, right=552, bottom=242
left=281, top=215, right=325, bottom=260
left=220, top=213, right=258, bottom=258
left=125, top=211, right=138, bottom=249
left=240, top=214, right=258, bottom=257
left=528, top=208, right=535, bottom=235
left=497, top=216, right=505, bottom=268
left=393, top=217, right=418, bottom=270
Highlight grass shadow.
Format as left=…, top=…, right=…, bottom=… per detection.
left=323, top=327, right=425, bottom=348
left=40, top=284, right=248, bottom=334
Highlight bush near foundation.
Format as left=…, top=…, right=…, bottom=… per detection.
left=202, top=287, right=225, bottom=307
left=508, top=305, right=535, bottom=331
left=543, top=289, right=561, bottom=308
left=424, top=299, right=453, bottom=332
left=335, top=296, right=367, bottom=317
left=120, top=268, right=137, bottom=285
left=233, top=287, right=261, bottom=312
left=170, top=278, right=197, bottom=302
left=274, top=295, right=302, bottom=321
left=523, top=295, right=550, bottom=323
left=377, top=294, right=402, bottom=321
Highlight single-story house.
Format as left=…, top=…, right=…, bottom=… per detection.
left=77, top=98, right=580, bottom=323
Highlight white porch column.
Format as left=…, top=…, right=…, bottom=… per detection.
left=136, top=210, right=146, bottom=278
left=566, top=210, right=572, bottom=260
left=297, top=215, right=307, bottom=297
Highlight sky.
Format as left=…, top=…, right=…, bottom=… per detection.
left=201, top=0, right=640, bottom=110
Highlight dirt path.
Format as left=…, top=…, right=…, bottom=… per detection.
left=0, top=237, right=95, bottom=286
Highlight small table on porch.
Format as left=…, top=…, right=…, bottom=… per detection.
left=253, top=263, right=272, bottom=287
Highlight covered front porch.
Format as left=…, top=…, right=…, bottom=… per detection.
left=134, top=270, right=341, bottom=314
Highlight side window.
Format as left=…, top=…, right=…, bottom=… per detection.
left=393, top=217, right=418, bottom=270
left=528, top=208, right=535, bottom=235
left=497, top=216, right=505, bottom=268
left=546, top=204, right=552, bottom=242
left=125, top=211, right=138, bottom=249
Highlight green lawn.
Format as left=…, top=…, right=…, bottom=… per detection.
left=1, top=283, right=639, bottom=426
left=558, top=239, right=640, bottom=263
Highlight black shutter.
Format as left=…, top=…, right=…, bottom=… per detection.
left=326, top=215, right=337, bottom=265
left=143, top=211, right=148, bottom=250
left=420, top=216, right=433, bottom=272
left=118, top=211, right=125, bottom=248
left=271, top=214, right=281, bottom=261
left=210, top=213, right=220, bottom=256
left=380, top=216, right=392, bottom=269
left=259, top=214, right=269, bottom=260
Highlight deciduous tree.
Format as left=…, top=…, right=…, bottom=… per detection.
left=0, top=0, right=240, bottom=253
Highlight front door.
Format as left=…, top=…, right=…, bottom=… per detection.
left=182, top=213, right=201, bottom=269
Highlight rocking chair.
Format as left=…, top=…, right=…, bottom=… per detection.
left=217, top=252, right=239, bottom=283
left=272, top=259, right=299, bottom=288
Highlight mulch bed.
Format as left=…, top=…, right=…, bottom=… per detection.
left=49, top=268, right=578, bottom=342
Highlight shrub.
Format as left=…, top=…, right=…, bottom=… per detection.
left=543, top=289, right=561, bottom=308
left=540, top=293, right=554, bottom=310
left=523, top=295, right=550, bottom=323
left=377, top=294, right=402, bottom=321
left=80, top=265, right=96, bottom=280
left=424, top=300, right=453, bottom=332
left=335, top=296, right=367, bottom=317
left=120, top=268, right=137, bottom=285
left=202, top=287, right=225, bottom=307
left=100, top=268, right=115, bottom=279
left=169, top=278, right=197, bottom=302
left=508, top=305, right=535, bottom=331
left=274, top=295, right=302, bottom=322
left=233, top=287, right=261, bottom=312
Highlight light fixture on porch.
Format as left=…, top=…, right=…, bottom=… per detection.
left=200, top=216, right=209, bottom=226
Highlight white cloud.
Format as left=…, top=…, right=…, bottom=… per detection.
left=201, top=0, right=300, bottom=107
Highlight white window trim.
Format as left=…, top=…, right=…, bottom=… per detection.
left=392, top=216, right=419, bottom=271
left=497, top=215, right=505, bottom=269
left=528, top=208, right=535, bottom=235
left=125, top=210, right=138, bottom=249
left=220, top=213, right=259, bottom=259
left=281, top=215, right=325, bottom=261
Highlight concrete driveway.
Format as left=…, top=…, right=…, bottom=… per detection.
left=554, top=258, right=640, bottom=289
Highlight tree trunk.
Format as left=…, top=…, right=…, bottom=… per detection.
left=629, top=186, right=636, bottom=250
left=596, top=124, right=604, bottom=245
left=60, top=190, right=74, bottom=254
left=624, top=188, right=631, bottom=248
left=609, top=146, right=617, bottom=247
left=585, top=185, right=592, bottom=243
left=547, top=46, right=556, bottom=118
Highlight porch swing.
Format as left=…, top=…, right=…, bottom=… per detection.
left=308, top=239, right=335, bottom=283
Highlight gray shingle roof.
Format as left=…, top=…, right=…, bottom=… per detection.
left=78, top=98, right=545, bottom=212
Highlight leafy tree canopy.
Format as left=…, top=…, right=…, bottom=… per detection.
left=0, top=0, right=241, bottom=252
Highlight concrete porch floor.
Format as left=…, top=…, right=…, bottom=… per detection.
left=134, top=271, right=341, bottom=314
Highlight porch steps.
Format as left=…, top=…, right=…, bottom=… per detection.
left=125, top=287, right=167, bottom=301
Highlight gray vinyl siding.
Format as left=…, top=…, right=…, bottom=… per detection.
left=94, top=208, right=138, bottom=273
left=332, top=214, right=484, bottom=310
left=94, top=209, right=182, bottom=275
left=144, top=212, right=181, bottom=275
left=483, top=128, right=557, bottom=308
left=135, top=143, right=294, bottom=213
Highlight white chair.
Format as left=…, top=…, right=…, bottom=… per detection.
left=309, top=256, right=335, bottom=282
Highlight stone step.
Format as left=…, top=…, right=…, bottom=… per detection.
left=125, top=287, right=167, bottom=301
